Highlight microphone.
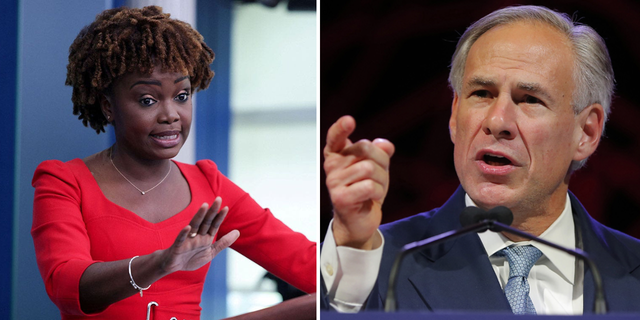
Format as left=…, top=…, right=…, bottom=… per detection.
left=384, top=206, right=608, bottom=314
left=459, top=206, right=513, bottom=229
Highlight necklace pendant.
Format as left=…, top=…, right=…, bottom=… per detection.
left=110, top=148, right=171, bottom=196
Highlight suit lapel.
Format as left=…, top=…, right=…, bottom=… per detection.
left=394, top=187, right=511, bottom=312
left=406, top=233, right=511, bottom=311
left=569, top=192, right=640, bottom=313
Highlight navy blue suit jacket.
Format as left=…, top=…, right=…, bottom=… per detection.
left=321, top=186, right=640, bottom=313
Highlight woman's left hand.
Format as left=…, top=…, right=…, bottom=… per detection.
left=160, top=197, right=240, bottom=273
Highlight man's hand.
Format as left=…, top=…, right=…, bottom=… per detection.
left=323, top=115, right=395, bottom=250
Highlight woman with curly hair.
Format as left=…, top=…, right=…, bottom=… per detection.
left=31, top=6, right=315, bottom=320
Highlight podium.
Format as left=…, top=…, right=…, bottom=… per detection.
left=321, top=311, right=640, bottom=320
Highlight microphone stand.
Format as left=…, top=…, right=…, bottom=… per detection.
left=384, top=219, right=608, bottom=314
left=385, top=220, right=493, bottom=312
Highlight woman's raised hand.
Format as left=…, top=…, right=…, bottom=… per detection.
left=77, top=197, right=239, bottom=313
left=161, top=197, right=240, bottom=273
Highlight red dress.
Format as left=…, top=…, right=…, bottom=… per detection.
left=31, top=159, right=316, bottom=320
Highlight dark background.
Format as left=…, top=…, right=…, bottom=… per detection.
left=320, top=0, right=640, bottom=241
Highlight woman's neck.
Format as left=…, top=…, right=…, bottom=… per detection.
left=108, top=145, right=172, bottom=182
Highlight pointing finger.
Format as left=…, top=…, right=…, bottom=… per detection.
left=324, top=115, right=356, bottom=156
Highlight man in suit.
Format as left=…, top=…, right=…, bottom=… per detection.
left=321, top=5, right=640, bottom=314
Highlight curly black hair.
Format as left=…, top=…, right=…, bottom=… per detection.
left=65, top=6, right=215, bottom=133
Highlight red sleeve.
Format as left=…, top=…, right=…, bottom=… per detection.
left=31, top=160, right=101, bottom=316
left=196, top=160, right=317, bottom=294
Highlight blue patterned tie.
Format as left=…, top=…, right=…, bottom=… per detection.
left=496, top=245, right=542, bottom=315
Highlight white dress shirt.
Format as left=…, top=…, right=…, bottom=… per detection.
left=321, top=193, right=583, bottom=314
left=321, top=219, right=384, bottom=312
left=471, top=194, right=583, bottom=315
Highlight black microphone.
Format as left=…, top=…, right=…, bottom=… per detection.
left=459, top=206, right=513, bottom=229
left=385, top=206, right=608, bottom=314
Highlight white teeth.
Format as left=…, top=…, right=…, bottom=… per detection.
left=153, top=134, right=178, bottom=140
left=486, top=153, right=504, bottom=158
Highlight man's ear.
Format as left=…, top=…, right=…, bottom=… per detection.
left=573, top=103, right=604, bottom=162
left=101, top=94, right=113, bottom=122
left=449, top=92, right=460, bottom=144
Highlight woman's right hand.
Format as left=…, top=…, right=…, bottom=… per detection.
left=79, top=197, right=239, bottom=314
left=161, top=197, right=240, bottom=274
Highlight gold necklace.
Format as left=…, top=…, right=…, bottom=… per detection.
left=109, top=148, right=172, bottom=195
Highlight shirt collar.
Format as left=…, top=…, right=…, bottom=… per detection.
left=468, top=193, right=576, bottom=284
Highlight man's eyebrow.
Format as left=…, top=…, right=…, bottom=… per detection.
left=465, top=76, right=496, bottom=89
left=516, top=81, right=554, bottom=103
left=130, top=80, right=162, bottom=90
left=465, top=77, right=555, bottom=103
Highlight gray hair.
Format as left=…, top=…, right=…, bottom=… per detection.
left=448, top=5, right=614, bottom=171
